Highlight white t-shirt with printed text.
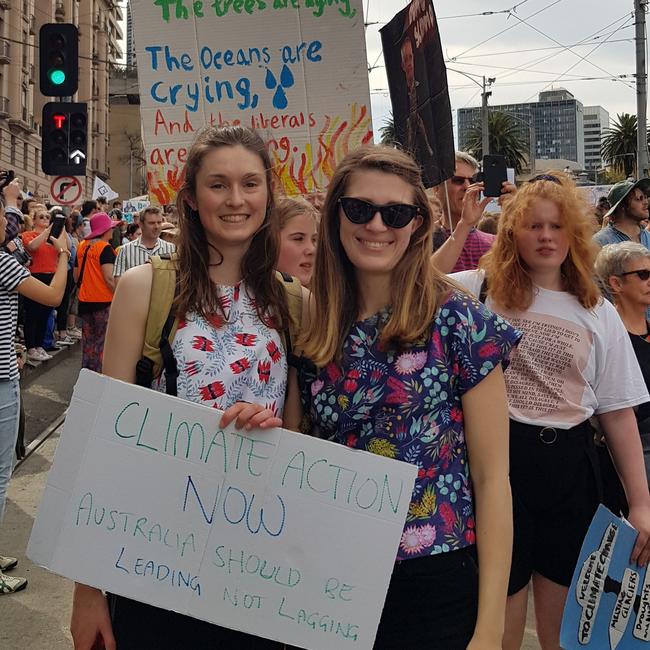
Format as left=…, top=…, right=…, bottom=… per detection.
left=452, top=270, right=650, bottom=429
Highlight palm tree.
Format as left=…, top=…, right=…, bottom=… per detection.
left=600, top=113, right=646, bottom=177
left=464, top=112, right=528, bottom=174
left=378, top=114, right=398, bottom=147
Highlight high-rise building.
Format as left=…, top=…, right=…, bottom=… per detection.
left=0, top=0, right=122, bottom=199
left=126, top=1, right=135, bottom=70
left=583, top=105, right=609, bottom=171
left=458, top=88, right=585, bottom=168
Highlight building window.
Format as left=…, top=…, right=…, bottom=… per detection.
left=23, top=142, right=28, bottom=168
left=10, top=135, right=15, bottom=165
left=21, top=86, right=27, bottom=121
left=34, top=147, right=38, bottom=174
left=22, top=30, right=27, bottom=68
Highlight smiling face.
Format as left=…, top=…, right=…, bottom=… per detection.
left=514, top=198, right=569, bottom=281
left=277, top=212, right=318, bottom=286
left=190, top=144, right=268, bottom=250
left=338, top=169, right=422, bottom=279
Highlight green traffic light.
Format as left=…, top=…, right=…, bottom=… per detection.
left=48, top=69, right=66, bottom=86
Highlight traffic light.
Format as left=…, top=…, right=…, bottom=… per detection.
left=39, top=23, right=79, bottom=96
left=41, top=102, right=87, bottom=175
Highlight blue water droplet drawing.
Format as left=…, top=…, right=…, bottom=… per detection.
left=280, top=64, right=295, bottom=89
left=273, top=86, right=288, bottom=110
left=265, top=68, right=277, bottom=89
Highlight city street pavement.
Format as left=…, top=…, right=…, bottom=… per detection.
left=1, top=355, right=542, bottom=649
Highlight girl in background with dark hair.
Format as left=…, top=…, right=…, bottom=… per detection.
left=70, top=125, right=306, bottom=650
left=452, top=173, right=650, bottom=650
left=292, top=145, right=520, bottom=649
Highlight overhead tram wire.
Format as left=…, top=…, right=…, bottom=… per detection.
left=471, top=13, right=635, bottom=91
left=451, top=37, right=633, bottom=60
left=364, top=0, right=537, bottom=74
left=506, top=10, right=634, bottom=96
left=448, top=0, right=566, bottom=61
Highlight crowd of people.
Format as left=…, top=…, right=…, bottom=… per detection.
left=0, top=125, right=648, bottom=650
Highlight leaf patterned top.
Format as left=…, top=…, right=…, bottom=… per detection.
left=154, top=282, right=288, bottom=416
left=301, top=291, right=521, bottom=560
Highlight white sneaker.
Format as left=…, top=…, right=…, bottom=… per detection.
left=67, top=327, right=82, bottom=339
left=56, top=335, right=75, bottom=347
left=27, top=348, right=42, bottom=362
left=36, top=348, right=52, bottom=360
left=0, top=569, right=27, bottom=594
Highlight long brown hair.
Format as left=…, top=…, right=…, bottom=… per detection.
left=302, top=145, right=453, bottom=366
left=481, top=172, right=600, bottom=311
left=174, top=126, right=289, bottom=329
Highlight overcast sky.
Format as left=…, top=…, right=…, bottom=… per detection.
left=365, top=0, right=637, bottom=141
left=120, top=1, right=637, bottom=144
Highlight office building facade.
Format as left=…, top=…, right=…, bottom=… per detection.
left=458, top=88, right=586, bottom=168
left=583, top=105, right=609, bottom=171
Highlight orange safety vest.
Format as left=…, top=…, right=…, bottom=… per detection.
left=76, top=239, right=114, bottom=303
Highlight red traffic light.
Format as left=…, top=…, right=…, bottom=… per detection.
left=52, top=113, right=66, bottom=129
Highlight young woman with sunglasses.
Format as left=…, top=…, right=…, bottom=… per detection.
left=452, top=173, right=650, bottom=650
left=70, top=126, right=306, bottom=650
left=292, top=146, right=521, bottom=649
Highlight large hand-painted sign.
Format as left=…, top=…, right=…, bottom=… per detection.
left=131, top=0, right=373, bottom=204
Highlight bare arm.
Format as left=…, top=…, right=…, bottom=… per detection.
left=598, top=408, right=650, bottom=565
left=17, top=230, right=70, bottom=306
left=462, top=365, right=512, bottom=649
left=101, top=263, right=116, bottom=292
left=431, top=184, right=490, bottom=274
left=71, top=265, right=152, bottom=650
left=25, top=226, right=52, bottom=252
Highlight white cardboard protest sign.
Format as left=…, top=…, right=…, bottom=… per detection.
left=122, top=194, right=150, bottom=223
left=130, top=0, right=372, bottom=205
left=28, top=370, right=416, bottom=650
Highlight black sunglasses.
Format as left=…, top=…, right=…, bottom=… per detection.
left=449, top=175, right=478, bottom=186
left=620, top=269, right=650, bottom=281
left=339, top=197, right=419, bottom=229
left=529, top=174, right=562, bottom=185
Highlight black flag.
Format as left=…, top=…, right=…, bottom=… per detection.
left=380, top=0, right=455, bottom=187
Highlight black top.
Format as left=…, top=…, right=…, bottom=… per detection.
left=628, top=327, right=650, bottom=433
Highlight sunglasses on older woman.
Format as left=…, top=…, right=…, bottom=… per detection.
left=620, top=269, right=650, bottom=281
left=339, top=197, right=420, bottom=229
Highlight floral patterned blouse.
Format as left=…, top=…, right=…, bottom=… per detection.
left=154, top=282, right=288, bottom=415
left=301, top=291, right=521, bottom=561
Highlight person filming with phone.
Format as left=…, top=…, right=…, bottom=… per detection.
left=432, top=152, right=514, bottom=273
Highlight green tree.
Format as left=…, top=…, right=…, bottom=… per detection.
left=600, top=113, right=647, bottom=177
left=378, top=114, right=398, bottom=147
left=465, top=111, right=528, bottom=174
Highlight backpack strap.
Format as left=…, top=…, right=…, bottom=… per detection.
left=478, top=275, right=489, bottom=304
left=135, top=253, right=180, bottom=395
left=275, top=270, right=303, bottom=366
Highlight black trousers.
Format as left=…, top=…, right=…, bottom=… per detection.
left=107, top=594, right=284, bottom=650
left=23, top=272, right=55, bottom=349
left=107, top=547, right=479, bottom=650
left=374, top=547, right=479, bottom=649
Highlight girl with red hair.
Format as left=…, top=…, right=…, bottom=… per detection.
left=453, top=172, right=650, bottom=649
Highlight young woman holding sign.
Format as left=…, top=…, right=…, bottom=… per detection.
left=70, top=126, right=307, bottom=649
left=451, top=173, right=650, bottom=649
left=291, top=145, right=520, bottom=649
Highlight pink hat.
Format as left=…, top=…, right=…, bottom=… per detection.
left=85, top=212, right=120, bottom=240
